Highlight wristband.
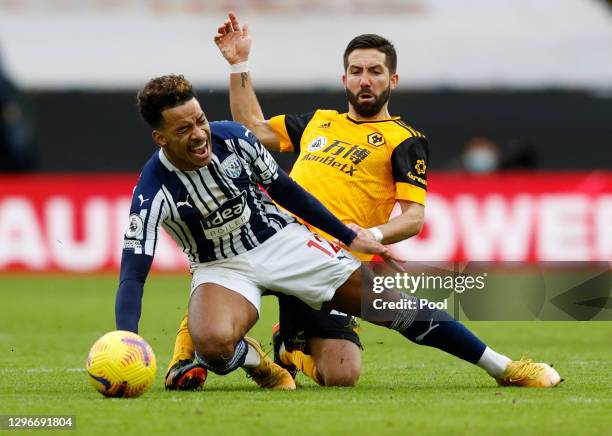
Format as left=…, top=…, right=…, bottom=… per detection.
left=368, top=227, right=383, bottom=243
left=230, top=61, right=249, bottom=74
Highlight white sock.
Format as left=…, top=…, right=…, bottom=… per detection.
left=477, top=347, right=512, bottom=378
left=242, top=343, right=261, bottom=368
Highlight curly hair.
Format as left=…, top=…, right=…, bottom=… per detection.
left=137, top=74, right=196, bottom=128
left=343, top=34, right=397, bottom=74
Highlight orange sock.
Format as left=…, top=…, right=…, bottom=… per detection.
left=282, top=349, right=323, bottom=385
left=167, top=312, right=195, bottom=372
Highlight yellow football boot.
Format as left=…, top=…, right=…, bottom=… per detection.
left=496, top=357, right=562, bottom=388
left=243, top=336, right=296, bottom=390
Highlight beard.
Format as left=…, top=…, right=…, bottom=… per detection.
left=346, top=85, right=391, bottom=118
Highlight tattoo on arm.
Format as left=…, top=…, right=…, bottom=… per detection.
left=240, top=72, right=248, bottom=88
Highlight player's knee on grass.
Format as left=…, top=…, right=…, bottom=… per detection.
left=311, top=338, right=361, bottom=387
left=317, top=359, right=360, bottom=387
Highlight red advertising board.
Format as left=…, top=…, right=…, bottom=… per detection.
left=392, top=172, right=612, bottom=263
left=1, top=172, right=611, bottom=272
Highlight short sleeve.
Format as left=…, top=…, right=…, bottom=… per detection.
left=391, top=136, right=429, bottom=205
left=268, top=112, right=315, bottom=153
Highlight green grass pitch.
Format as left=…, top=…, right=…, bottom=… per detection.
left=1, top=274, right=611, bottom=435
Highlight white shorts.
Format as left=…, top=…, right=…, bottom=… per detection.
left=190, top=223, right=361, bottom=314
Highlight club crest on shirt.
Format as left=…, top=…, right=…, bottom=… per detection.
left=221, top=155, right=243, bottom=179
left=308, top=136, right=327, bottom=152
left=125, top=214, right=144, bottom=239
left=367, top=132, right=385, bottom=147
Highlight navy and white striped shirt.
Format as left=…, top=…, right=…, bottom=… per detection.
left=116, top=120, right=359, bottom=332
left=123, top=121, right=295, bottom=263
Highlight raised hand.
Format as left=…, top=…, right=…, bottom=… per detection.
left=214, top=11, right=252, bottom=65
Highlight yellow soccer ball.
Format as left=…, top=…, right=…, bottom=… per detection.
left=86, top=330, right=157, bottom=398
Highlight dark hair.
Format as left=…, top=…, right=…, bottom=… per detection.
left=343, top=34, right=397, bottom=74
left=137, top=74, right=195, bottom=128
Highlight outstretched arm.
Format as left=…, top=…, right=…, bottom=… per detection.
left=115, top=253, right=153, bottom=333
left=214, top=11, right=280, bottom=150
left=115, top=183, right=161, bottom=333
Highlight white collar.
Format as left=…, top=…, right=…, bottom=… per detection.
left=158, top=149, right=179, bottom=172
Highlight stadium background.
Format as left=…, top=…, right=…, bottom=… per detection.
left=1, top=1, right=611, bottom=435
left=1, top=0, right=612, bottom=271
